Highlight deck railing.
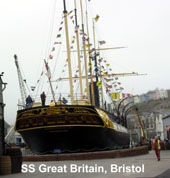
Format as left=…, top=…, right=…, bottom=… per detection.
left=17, top=93, right=89, bottom=110
left=17, top=93, right=117, bottom=114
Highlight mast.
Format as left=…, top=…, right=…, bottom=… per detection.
left=74, top=0, right=83, bottom=100
left=92, top=19, right=98, bottom=83
left=63, top=0, right=74, bottom=104
left=98, top=44, right=104, bottom=108
left=85, top=0, right=95, bottom=105
left=80, top=0, right=90, bottom=103
left=92, top=18, right=100, bottom=107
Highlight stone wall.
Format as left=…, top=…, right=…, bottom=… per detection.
left=23, top=146, right=148, bottom=162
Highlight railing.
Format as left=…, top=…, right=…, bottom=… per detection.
left=17, top=93, right=89, bottom=110
left=17, top=93, right=117, bottom=115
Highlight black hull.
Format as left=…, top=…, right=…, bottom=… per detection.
left=20, top=126, right=129, bottom=154
left=15, top=105, right=130, bottom=154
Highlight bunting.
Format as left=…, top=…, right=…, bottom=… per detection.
left=49, top=55, right=53, bottom=59
left=122, top=93, right=131, bottom=98
left=88, top=62, right=92, bottom=67
left=98, top=58, right=102, bottom=62
left=68, top=10, right=73, bottom=15
left=96, top=81, right=102, bottom=88
left=111, top=92, right=120, bottom=100
left=99, top=40, right=106, bottom=45
left=94, top=14, right=100, bottom=22
left=107, top=85, right=112, bottom=89
left=44, top=60, right=51, bottom=80
left=57, top=34, right=61, bottom=38
left=104, top=72, right=108, bottom=76
left=59, top=27, right=62, bottom=31
left=70, top=15, right=74, bottom=19
left=54, top=42, right=62, bottom=45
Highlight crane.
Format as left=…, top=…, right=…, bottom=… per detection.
left=135, top=107, right=147, bottom=142
left=14, top=54, right=28, bottom=106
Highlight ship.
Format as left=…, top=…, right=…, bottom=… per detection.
left=14, top=0, right=130, bottom=154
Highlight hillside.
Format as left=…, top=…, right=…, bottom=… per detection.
left=135, top=98, right=170, bottom=113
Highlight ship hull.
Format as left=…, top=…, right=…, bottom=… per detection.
left=15, top=105, right=130, bottom=154
left=20, top=126, right=129, bottom=154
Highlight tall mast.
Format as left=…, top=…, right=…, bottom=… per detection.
left=85, top=0, right=95, bottom=105
left=98, top=44, right=104, bottom=108
left=80, top=0, right=90, bottom=103
left=63, top=0, right=74, bottom=104
left=93, top=19, right=96, bottom=52
left=74, top=0, right=83, bottom=100
left=92, top=18, right=100, bottom=106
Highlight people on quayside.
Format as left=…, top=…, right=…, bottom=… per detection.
left=153, top=136, right=161, bottom=161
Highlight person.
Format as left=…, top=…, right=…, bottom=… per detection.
left=154, top=136, right=161, bottom=161
left=40, top=92, right=46, bottom=106
left=58, top=96, right=61, bottom=103
left=49, top=100, right=55, bottom=107
left=26, top=95, right=33, bottom=109
left=62, top=97, right=68, bottom=104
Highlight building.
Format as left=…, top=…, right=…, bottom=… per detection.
left=127, top=111, right=164, bottom=142
left=155, top=112, right=164, bottom=140
left=167, top=89, right=170, bottom=99
left=162, top=115, right=170, bottom=140
left=133, top=95, right=140, bottom=104
left=135, top=89, right=169, bottom=104
left=159, top=89, right=168, bottom=99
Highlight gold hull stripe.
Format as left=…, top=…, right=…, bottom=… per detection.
left=15, top=124, right=111, bottom=132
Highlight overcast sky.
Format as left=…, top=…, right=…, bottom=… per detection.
left=1, top=0, right=170, bottom=125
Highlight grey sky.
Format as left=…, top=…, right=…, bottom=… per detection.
left=1, top=0, right=170, bottom=124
